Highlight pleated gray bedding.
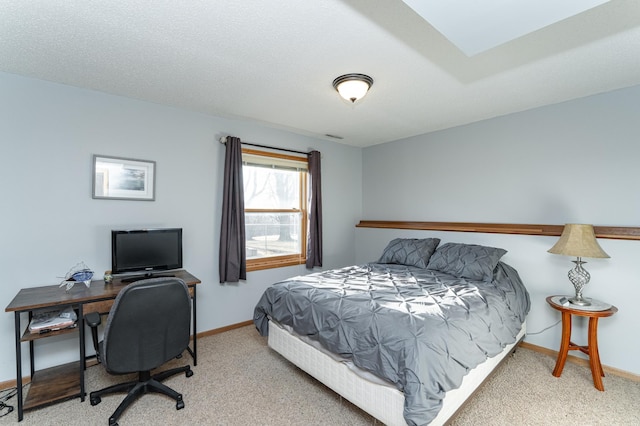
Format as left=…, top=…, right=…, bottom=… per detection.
left=254, top=262, right=530, bottom=425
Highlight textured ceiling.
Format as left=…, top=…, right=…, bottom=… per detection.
left=1, top=0, right=639, bottom=147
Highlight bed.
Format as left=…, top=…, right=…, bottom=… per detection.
left=254, top=239, right=530, bottom=425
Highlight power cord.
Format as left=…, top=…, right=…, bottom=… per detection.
left=526, top=319, right=561, bottom=336
left=0, top=387, right=18, bottom=418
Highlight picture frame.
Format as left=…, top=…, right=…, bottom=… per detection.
left=92, top=155, right=156, bottom=201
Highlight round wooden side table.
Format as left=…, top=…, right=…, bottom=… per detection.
left=546, top=295, right=617, bottom=391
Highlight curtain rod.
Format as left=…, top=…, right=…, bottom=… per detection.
left=219, top=136, right=310, bottom=156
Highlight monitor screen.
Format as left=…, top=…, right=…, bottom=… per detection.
left=111, top=228, right=183, bottom=275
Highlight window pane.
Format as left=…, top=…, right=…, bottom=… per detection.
left=243, top=166, right=300, bottom=209
left=245, top=212, right=301, bottom=259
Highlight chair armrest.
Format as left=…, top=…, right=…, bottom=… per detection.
left=85, top=312, right=102, bottom=358
left=85, top=311, right=102, bottom=328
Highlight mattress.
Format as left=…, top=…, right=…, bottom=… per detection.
left=268, top=320, right=526, bottom=426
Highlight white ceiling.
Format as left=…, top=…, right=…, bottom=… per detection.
left=1, top=0, right=639, bottom=148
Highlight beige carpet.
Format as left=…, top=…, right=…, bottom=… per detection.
left=2, top=325, right=639, bottom=425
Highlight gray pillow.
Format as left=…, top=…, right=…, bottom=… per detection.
left=426, top=242, right=507, bottom=281
left=378, top=238, right=441, bottom=268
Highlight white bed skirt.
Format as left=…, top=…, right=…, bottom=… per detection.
left=268, top=320, right=526, bottom=425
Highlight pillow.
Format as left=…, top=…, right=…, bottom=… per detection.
left=378, top=238, right=441, bottom=268
left=426, top=242, right=507, bottom=281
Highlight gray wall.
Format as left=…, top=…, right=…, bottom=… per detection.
left=0, top=72, right=362, bottom=381
left=358, top=85, right=640, bottom=375
left=2, top=69, right=637, bottom=383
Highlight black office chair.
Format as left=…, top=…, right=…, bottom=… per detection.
left=85, top=277, right=194, bottom=426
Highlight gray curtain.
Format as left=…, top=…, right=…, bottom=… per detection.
left=219, top=136, right=246, bottom=283
left=306, top=150, right=323, bottom=268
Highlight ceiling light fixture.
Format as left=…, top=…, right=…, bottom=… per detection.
left=332, top=73, right=373, bottom=104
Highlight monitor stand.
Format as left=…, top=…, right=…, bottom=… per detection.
left=120, top=272, right=176, bottom=283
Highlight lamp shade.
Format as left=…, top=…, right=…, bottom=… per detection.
left=548, top=224, right=610, bottom=258
left=332, top=73, right=373, bottom=103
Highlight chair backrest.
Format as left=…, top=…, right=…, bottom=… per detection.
left=102, top=277, right=191, bottom=374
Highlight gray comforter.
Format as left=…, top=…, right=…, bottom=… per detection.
left=254, top=262, right=530, bottom=425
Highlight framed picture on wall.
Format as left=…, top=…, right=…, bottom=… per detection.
left=92, top=155, right=156, bottom=201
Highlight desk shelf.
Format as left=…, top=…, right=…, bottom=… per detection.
left=23, top=361, right=82, bottom=410
left=21, top=326, right=78, bottom=342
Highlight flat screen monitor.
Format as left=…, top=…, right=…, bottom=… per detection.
left=111, top=228, right=183, bottom=275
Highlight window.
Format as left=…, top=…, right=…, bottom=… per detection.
left=242, top=149, right=308, bottom=271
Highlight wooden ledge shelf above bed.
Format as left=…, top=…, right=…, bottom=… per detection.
left=356, top=221, right=640, bottom=241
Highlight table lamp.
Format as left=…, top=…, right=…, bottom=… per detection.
left=548, top=224, right=610, bottom=306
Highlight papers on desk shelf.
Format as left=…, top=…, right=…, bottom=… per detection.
left=29, top=306, right=78, bottom=334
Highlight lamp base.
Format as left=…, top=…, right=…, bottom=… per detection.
left=569, top=296, right=591, bottom=306
left=568, top=257, right=591, bottom=306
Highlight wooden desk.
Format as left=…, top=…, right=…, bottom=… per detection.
left=546, top=295, right=617, bottom=391
left=5, top=270, right=200, bottom=421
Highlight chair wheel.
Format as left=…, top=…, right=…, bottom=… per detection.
left=186, top=369, right=194, bottom=378
left=90, top=396, right=101, bottom=406
left=108, top=417, right=118, bottom=426
left=176, top=395, right=185, bottom=410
